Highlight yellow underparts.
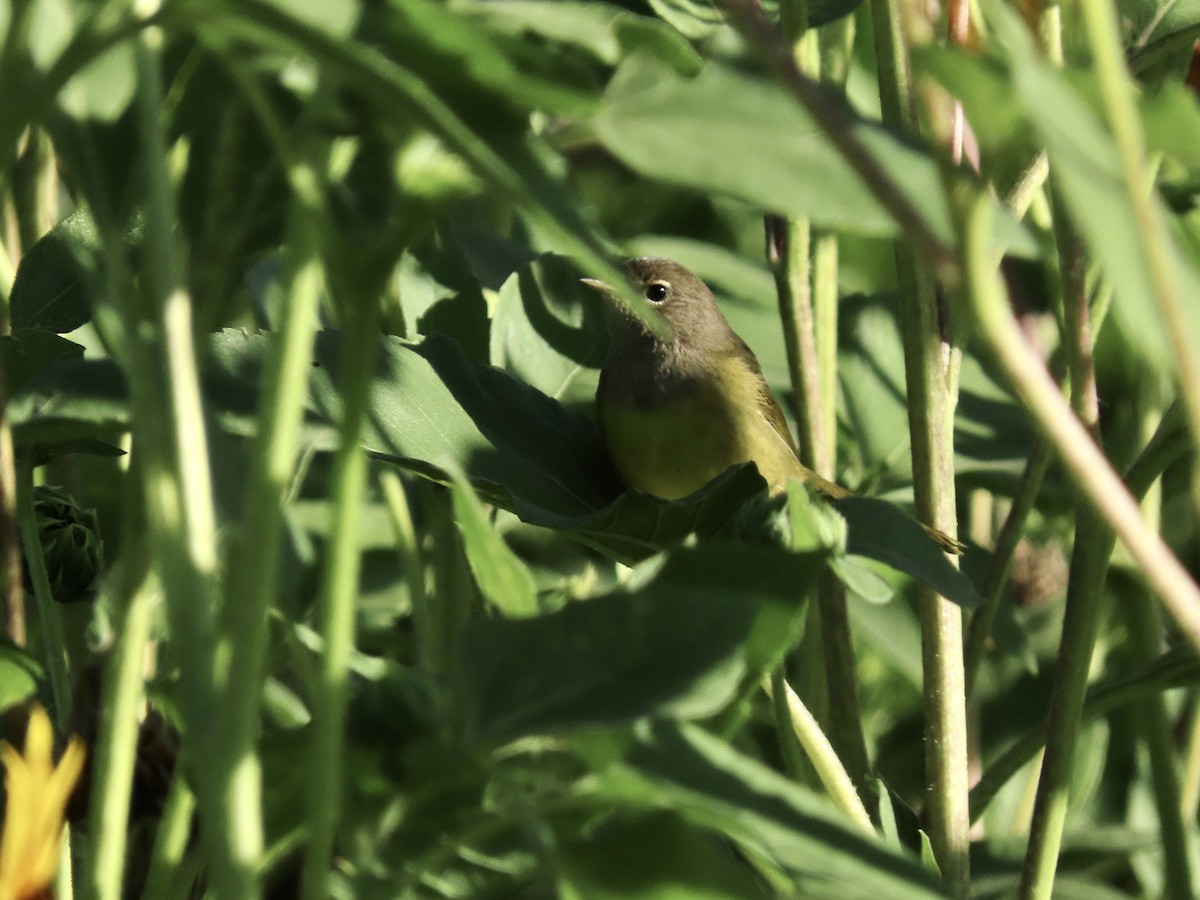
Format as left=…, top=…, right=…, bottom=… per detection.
left=600, top=356, right=801, bottom=500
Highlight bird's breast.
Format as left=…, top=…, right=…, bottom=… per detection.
left=597, top=356, right=800, bottom=499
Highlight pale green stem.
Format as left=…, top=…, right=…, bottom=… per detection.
left=83, top=566, right=156, bottom=900
left=141, top=779, right=197, bottom=899
left=1182, top=702, right=1200, bottom=822
left=1017, top=192, right=1106, bottom=900
left=209, top=62, right=328, bottom=878
left=1123, top=582, right=1195, bottom=900
left=1078, top=0, right=1200, bottom=529
left=130, top=15, right=230, bottom=894
left=873, top=1, right=969, bottom=892
left=762, top=675, right=875, bottom=834
left=963, top=439, right=1053, bottom=698
left=299, top=306, right=378, bottom=900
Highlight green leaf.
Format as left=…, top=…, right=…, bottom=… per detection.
left=835, top=497, right=983, bottom=609
left=58, top=41, right=135, bottom=121
left=809, top=0, right=866, bottom=28
left=0, top=642, right=42, bottom=713
left=1, top=331, right=84, bottom=395
left=645, top=0, right=723, bottom=38
left=602, top=721, right=947, bottom=899
left=9, top=210, right=100, bottom=333
left=462, top=0, right=702, bottom=73
left=595, top=55, right=1036, bottom=254
left=490, top=253, right=607, bottom=408
left=556, top=812, right=769, bottom=899
left=454, top=542, right=825, bottom=742
left=395, top=227, right=490, bottom=363
left=445, top=462, right=540, bottom=618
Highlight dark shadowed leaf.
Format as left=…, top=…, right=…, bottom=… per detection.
left=601, top=721, right=948, bottom=899
left=9, top=210, right=100, bottom=334
left=455, top=542, right=825, bottom=742
left=556, top=812, right=769, bottom=898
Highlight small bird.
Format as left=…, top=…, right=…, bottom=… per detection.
left=583, top=256, right=846, bottom=502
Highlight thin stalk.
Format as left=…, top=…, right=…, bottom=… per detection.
left=83, top=566, right=156, bottom=900
left=874, top=2, right=969, bottom=893
left=762, top=674, right=875, bottom=834
left=1123, top=581, right=1194, bottom=899
left=767, top=217, right=821, bottom=464
left=141, top=779, right=197, bottom=899
left=16, top=457, right=71, bottom=730
left=0, top=332, right=22, bottom=646
left=378, top=469, right=428, bottom=661
left=1182, top=701, right=1200, bottom=822
left=210, top=79, right=329, bottom=880
left=298, top=304, right=378, bottom=900
left=1078, top=0, right=1200, bottom=527
left=963, top=439, right=1053, bottom=698
left=1017, top=194, right=1107, bottom=900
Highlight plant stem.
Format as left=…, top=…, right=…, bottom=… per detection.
left=130, top=12, right=230, bottom=893
left=16, top=458, right=71, bottom=730
left=963, top=439, right=1053, bottom=698
left=299, top=304, right=378, bottom=900
left=1122, top=579, right=1195, bottom=900
left=83, top=561, right=155, bottom=900
left=141, top=778, right=198, bottom=899
left=1017, top=194, right=1107, bottom=900
left=873, top=2, right=969, bottom=892
left=210, top=95, right=328, bottom=880
left=762, top=674, right=875, bottom=834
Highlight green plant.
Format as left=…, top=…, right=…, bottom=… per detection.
left=2, top=0, right=1200, bottom=898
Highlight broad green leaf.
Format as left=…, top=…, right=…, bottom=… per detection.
left=58, top=42, right=135, bottom=121
left=0, top=642, right=42, bottom=713
left=462, top=0, right=702, bottom=73
left=445, top=462, right=540, bottom=618
left=1123, top=0, right=1200, bottom=69
left=9, top=210, right=100, bottom=333
left=645, top=0, right=723, bottom=38
left=596, top=54, right=1037, bottom=254
left=268, top=0, right=358, bottom=35
left=2, top=331, right=84, bottom=395
left=455, top=543, right=825, bottom=741
left=832, top=555, right=895, bottom=604
left=490, top=254, right=607, bottom=408
left=835, top=497, right=983, bottom=609
left=809, top=0, right=866, bottom=28
left=1140, top=82, right=1200, bottom=167
left=395, top=227, right=490, bottom=363
left=557, top=813, right=769, bottom=899
left=602, top=721, right=947, bottom=899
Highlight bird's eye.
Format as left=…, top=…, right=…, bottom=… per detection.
left=646, top=282, right=668, bottom=303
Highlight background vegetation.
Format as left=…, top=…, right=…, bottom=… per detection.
left=3, top=0, right=1200, bottom=897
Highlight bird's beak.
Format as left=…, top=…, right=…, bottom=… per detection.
left=579, top=277, right=610, bottom=295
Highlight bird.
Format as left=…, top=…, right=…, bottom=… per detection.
left=583, top=256, right=963, bottom=554
left=583, top=256, right=846, bottom=502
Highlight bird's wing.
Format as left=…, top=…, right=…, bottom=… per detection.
left=736, top=337, right=849, bottom=499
